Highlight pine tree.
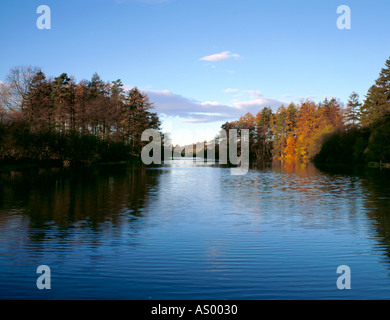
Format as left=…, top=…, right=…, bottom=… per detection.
left=254, top=107, right=273, bottom=160
left=122, top=87, right=160, bottom=153
left=25, top=71, right=54, bottom=131
left=345, top=91, right=362, bottom=129
left=361, top=57, right=390, bottom=126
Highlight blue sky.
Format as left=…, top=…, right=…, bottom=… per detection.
left=1, top=0, right=389, bottom=145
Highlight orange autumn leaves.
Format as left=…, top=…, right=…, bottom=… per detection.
left=223, top=98, right=344, bottom=162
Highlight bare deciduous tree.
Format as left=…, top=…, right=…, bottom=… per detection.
left=4, top=65, right=41, bottom=111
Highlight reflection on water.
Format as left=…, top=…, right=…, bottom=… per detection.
left=1, top=160, right=390, bottom=299
left=0, top=164, right=160, bottom=235
left=315, top=163, right=390, bottom=260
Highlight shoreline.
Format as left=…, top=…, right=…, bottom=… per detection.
left=0, top=157, right=142, bottom=172
left=2, top=158, right=389, bottom=173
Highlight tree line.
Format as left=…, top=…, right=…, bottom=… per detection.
left=315, top=57, right=390, bottom=165
left=1, top=56, right=389, bottom=167
left=220, top=98, right=343, bottom=162
left=218, top=56, right=390, bottom=165
left=0, top=66, right=161, bottom=164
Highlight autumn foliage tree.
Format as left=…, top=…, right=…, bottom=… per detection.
left=0, top=66, right=161, bottom=163
left=219, top=98, right=345, bottom=162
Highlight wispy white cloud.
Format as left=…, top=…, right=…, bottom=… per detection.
left=200, top=51, right=241, bottom=62
left=144, top=89, right=288, bottom=123
left=282, top=93, right=319, bottom=102
left=223, top=88, right=240, bottom=93
left=201, top=101, right=223, bottom=106
left=245, top=90, right=263, bottom=99
left=224, top=88, right=265, bottom=101
left=292, top=95, right=317, bottom=101
left=145, top=90, right=230, bottom=122
left=234, top=97, right=288, bottom=113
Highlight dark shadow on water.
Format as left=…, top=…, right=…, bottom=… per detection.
left=0, top=162, right=163, bottom=242
left=315, top=162, right=390, bottom=262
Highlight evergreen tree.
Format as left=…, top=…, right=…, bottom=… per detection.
left=345, top=91, right=362, bottom=129
left=25, top=71, right=53, bottom=131
left=361, top=57, right=390, bottom=126
left=122, top=87, right=160, bottom=153
left=254, top=107, right=273, bottom=160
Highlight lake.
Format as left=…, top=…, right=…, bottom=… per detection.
left=1, top=158, right=390, bottom=300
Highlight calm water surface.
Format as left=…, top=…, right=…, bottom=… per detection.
left=1, top=159, right=390, bottom=300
